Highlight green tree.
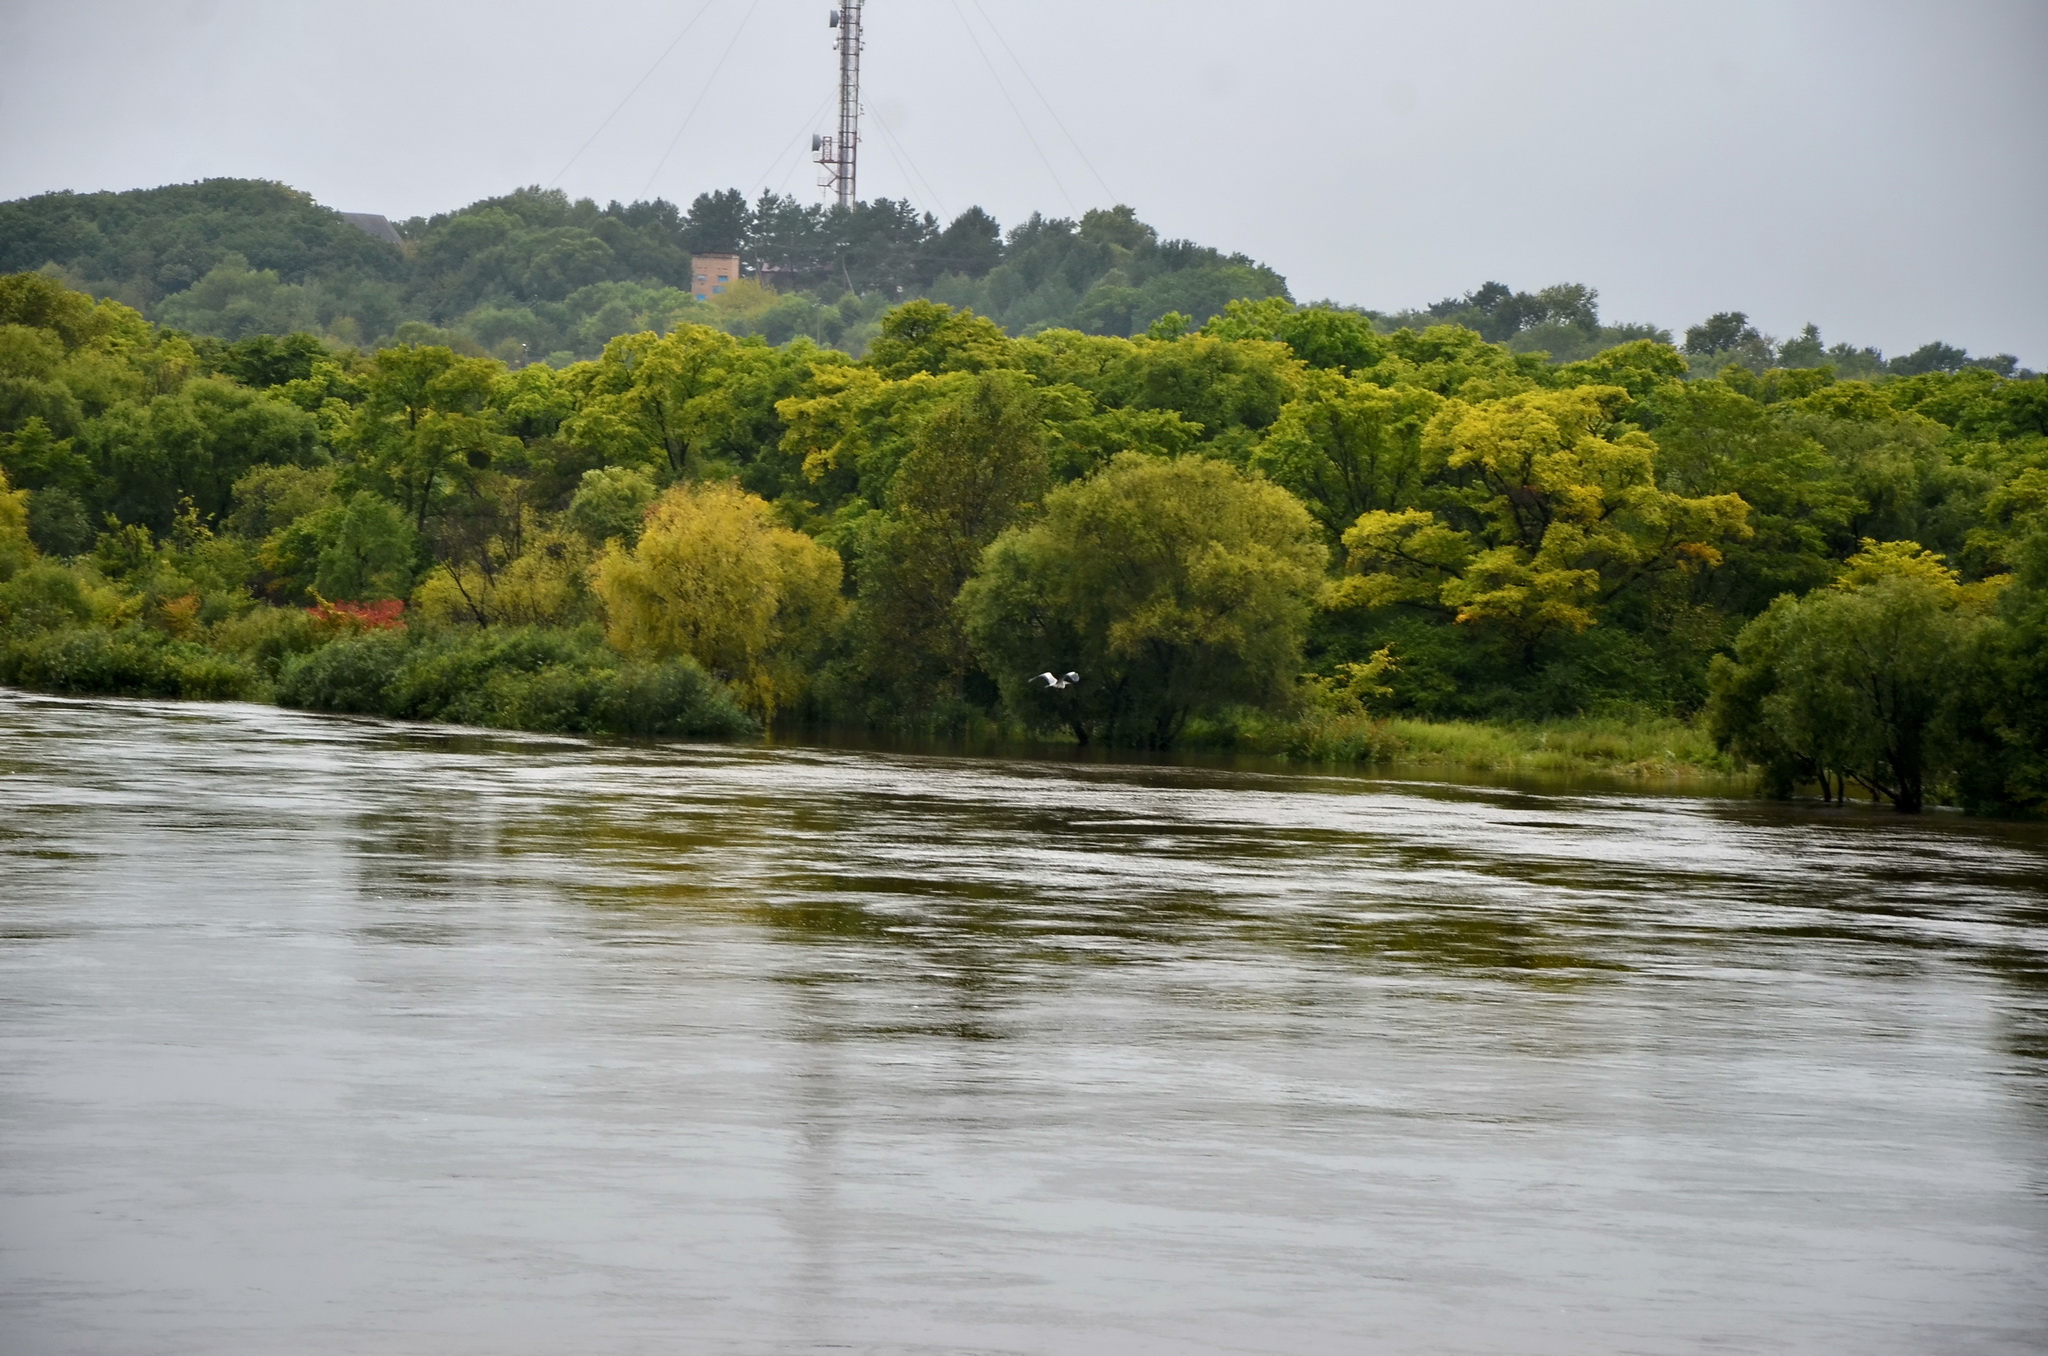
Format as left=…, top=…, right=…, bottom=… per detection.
left=352, top=344, right=507, bottom=532
left=562, top=326, right=817, bottom=489
left=960, top=452, right=1326, bottom=746
left=156, top=254, right=317, bottom=340
left=1684, top=311, right=1761, bottom=357
left=1640, top=376, right=1860, bottom=611
left=853, top=372, right=1049, bottom=712
left=0, top=462, right=34, bottom=580
left=862, top=300, right=1016, bottom=379
left=1249, top=372, right=1441, bottom=538
left=567, top=466, right=657, bottom=545
left=311, top=492, right=417, bottom=602
left=1328, top=386, right=1751, bottom=661
left=1707, top=541, right=1995, bottom=811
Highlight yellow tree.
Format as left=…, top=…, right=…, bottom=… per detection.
left=0, top=463, right=35, bottom=581
left=591, top=482, right=842, bottom=716
left=1329, top=385, right=1750, bottom=660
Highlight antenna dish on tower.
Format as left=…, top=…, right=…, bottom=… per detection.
left=813, top=1, right=863, bottom=207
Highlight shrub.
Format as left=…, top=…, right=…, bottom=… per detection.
left=591, top=660, right=753, bottom=737
left=0, top=625, right=256, bottom=700
left=387, top=626, right=596, bottom=722
left=0, top=561, right=95, bottom=633
left=275, top=630, right=408, bottom=714
left=210, top=604, right=320, bottom=680
left=274, top=624, right=754, bottom=738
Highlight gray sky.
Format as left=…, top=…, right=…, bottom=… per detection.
left=2, top=0, right=2044, bottom=363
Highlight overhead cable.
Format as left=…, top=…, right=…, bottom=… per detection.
left=751, top=92, right=837, bottom=201
left=965, top=0, right=1117, bottom=205
left=946, top=0, right=1075, bottom=214
left=547, top=0, right=721, bottom=190
left=870, top=105, right=949, bottom=220
left=642, top=0, right=764, bottom=200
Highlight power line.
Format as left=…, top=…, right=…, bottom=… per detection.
left=869, top=105, right=948, bottom=220
left=546, top=0, right=721, bottom=191
left=946, top=0, right=1074, bottom=214
left=751, top=93, right=837, bottom=201
left=642, top=0, right=764, bottom=201
left=964, top=0, right=1116, bottom=205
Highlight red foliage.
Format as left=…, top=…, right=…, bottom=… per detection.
left=308, top=598, right=406, bottom=634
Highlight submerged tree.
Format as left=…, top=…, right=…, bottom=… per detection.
left=592, top=481, right=842, bottom=717
left=960, top=452, right=1325, bottom=747
left=1707, top=541, right=1997, bottom=811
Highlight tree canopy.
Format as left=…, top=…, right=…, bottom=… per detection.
left=0, top=264, right=2043, bottom=812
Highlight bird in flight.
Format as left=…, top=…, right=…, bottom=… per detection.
left=1030, top=671, right=1081, bottom=690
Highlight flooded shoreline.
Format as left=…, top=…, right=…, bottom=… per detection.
left=3, top=688, right=2045, bottom=1354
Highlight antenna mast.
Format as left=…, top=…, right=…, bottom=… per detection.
left=812, top=3, right=863, bottom=207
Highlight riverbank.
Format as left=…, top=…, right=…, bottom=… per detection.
left=0, top=621, right=1745, bottom=786
left=1181, top=708, right=1749, bottom=784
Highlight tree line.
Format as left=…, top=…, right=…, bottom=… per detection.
left=7, top=178, right=2020, bottom=383
left=1, top=269, right=2043, bottom=812
left=0, top=179, right=1286, bottom=363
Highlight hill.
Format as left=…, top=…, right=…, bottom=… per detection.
left=1, top=179, right=1291, bottom=361
left=0, top=178, right=2026, bottom=381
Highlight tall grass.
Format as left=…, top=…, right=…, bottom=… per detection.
left=1373, top=715, right=1739, bottom=779
left=1189, top=707, right=1743, bottom=781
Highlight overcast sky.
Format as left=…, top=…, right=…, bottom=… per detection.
left=2, top=0, right=2043, bottom=362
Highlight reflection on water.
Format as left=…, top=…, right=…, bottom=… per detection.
left=2, top=689, right=2046, bottom=1355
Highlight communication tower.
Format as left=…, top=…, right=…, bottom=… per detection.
left=811, top=3, right=863, bottom=207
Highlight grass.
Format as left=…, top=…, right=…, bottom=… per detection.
left=1191, top=707, right=1749, bottom=783
left=1372, top=714, right=1743, bottom=780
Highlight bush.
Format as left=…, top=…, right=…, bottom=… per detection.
left=387, top=626, right=599, bottom=722
left=274, top=624, right=754, bottom=738
left=210, top=603, right=320, bottom=679
left=275, top=630, right=408, bottom=713
left=0, top=625, right=257, bottom=700
left=0, top=561, right=95, bottom=633
left=592, top=660, right=753, bottom=737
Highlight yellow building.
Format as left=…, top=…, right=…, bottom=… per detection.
left=691, top=254, right=741, bottom=301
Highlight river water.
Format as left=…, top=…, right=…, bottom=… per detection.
left=2, top=689, right=2045, bottom=1355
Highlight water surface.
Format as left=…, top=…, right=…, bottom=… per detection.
left=2, top=690, right=2045, bottom=1354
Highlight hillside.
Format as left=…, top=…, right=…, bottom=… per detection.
left=1, top=178, right=2026, bottom=381
left=1, top=179, right=1291, bottom=362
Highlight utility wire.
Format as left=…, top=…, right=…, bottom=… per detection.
left=642, top=0, right=763, bottom=200
left=870, top=105, right=949, bottom=220
left=750, top=93, right=837, bottom=201
left=547, top=0, right=721, bottom=190
left=946, top=0, right=1074, bottom=213
left=965, top=0, right=1116, bottom=205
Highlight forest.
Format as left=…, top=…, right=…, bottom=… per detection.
left=4, top=177, right=2024, bottom=377
left=0, top=202, right=2044, bottom=812
left=0, top=179, right=1290, bottom=361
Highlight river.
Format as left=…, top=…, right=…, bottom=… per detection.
left=2, top=689, right=2045, bottom=1354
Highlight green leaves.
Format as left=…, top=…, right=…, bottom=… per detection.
left=1706, top=541, right=1997, bottom=811
left=1250, top=372, right=1441, bottom=538
left=961, top=453, right=1326, bottom=747
left=1325, top=386, right=1752, bottom=659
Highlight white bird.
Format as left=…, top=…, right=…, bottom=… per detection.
left=1030, top=671, right=1082, bottom=690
